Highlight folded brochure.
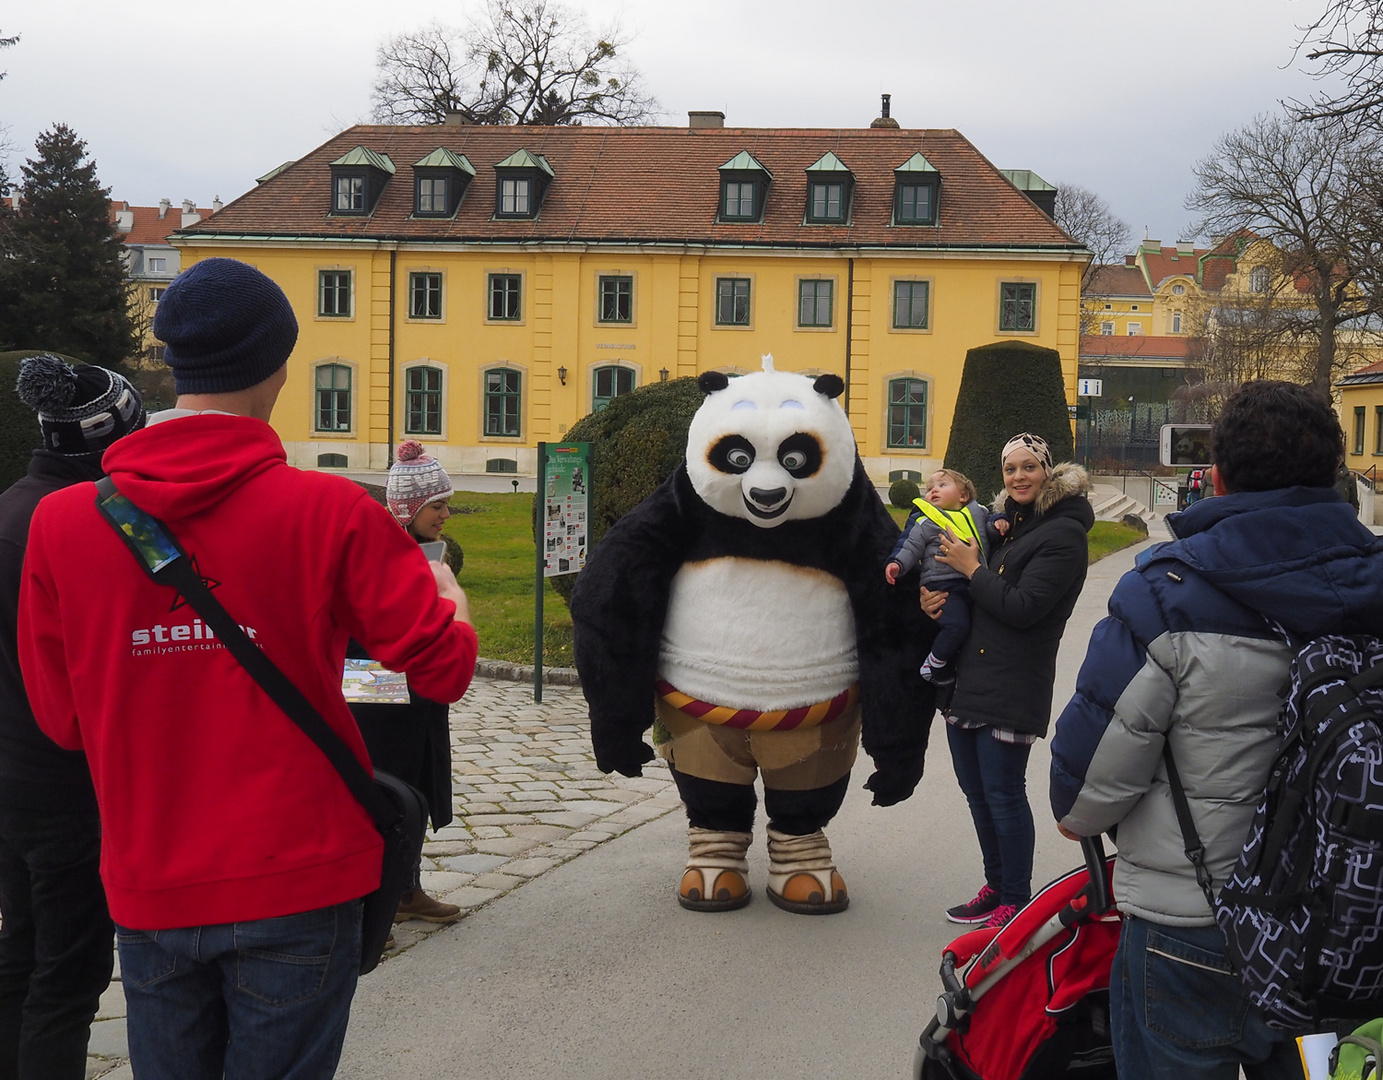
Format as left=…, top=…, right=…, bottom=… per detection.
left=342, top=658, right=410, bottom=704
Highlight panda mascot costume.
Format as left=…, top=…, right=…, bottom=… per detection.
left=571, top=358, right=935, bottom=914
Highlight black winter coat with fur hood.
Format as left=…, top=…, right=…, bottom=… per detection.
left=946, top=463, right=1093, bottom=738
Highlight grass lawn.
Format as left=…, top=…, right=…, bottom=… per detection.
left=444, top=492, right=575, bottom=668
left=458, top=495, right=1149, bottom=665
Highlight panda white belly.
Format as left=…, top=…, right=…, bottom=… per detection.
left=658, top=557, right=859, bottom=712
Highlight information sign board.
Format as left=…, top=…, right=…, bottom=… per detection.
left=540, top=442, right=590, bottom=578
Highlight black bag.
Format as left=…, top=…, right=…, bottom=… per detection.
left=1166, top=634, right=1383, bottom=1029
left=94, top=477, right=427, bottom=975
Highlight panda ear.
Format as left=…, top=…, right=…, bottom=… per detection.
left=698, top=372, right=730, bottom=394
left=813, top=374, right=845, bottom=400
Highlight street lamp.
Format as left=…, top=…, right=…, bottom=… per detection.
left=659, top=367, right=669, bottom=382
left=557, top=366, right=567, bottom=386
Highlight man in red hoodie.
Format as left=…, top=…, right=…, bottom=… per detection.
left=19, top=258, right=478, bottom=1080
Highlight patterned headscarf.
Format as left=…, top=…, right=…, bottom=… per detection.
left=1001, top=432, right=1053, bottom=476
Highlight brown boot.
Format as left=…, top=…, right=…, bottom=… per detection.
left=766, top=827, right=849, bottom=914
left=393, top=890, right=463, bottom=924
left=678, top=827, right=752, bottom=912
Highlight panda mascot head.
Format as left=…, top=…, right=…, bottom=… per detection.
left=687, top=357, right=854, bottom=528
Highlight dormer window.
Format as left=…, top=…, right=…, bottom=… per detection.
left=493, top=149, right=553, bottom=220
left=804, top=152, right=853, bottom=224
left=893, top=152, right=940, bottom=226
left=328, top=147, right=394, bottom=216
left=718, top=151, right=771, bottom=224
left=412, top=149, right=473, bottom=218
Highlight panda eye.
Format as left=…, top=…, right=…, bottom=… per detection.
left=777, top=433, right=823, bottom=479
left=708, top=435, right=756, bottom=475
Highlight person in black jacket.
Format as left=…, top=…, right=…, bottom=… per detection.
left=925, top=432, right=1093, bottom=929
left=0, top=355, right=144, bottom=1080
left=348, top=441, right=463, bottom=928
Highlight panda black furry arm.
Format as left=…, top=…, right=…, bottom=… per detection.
left=835, top=464, right=939, bottom=806
left=570, top=470, right=691, bottom=777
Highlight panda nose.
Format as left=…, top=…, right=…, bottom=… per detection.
left=749, top=486, right=787, bottom=507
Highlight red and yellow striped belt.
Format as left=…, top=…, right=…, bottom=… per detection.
left=655, top=680, right=859, bottom=731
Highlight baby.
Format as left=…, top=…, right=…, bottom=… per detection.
left=885, top=469, right=1002, bottom=684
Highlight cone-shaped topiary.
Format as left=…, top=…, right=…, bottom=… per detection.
left=540, top=376, right=706, bottom=604
left=944, top=340, right=1074, bottom=506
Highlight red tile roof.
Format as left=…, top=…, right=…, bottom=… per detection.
left=1339, top=357, right=1383, bottom=385
left=111, top=202, right=213, bottom=245
left=180, top=125, right=1082, bottom=250
left=1140, top=246, right=1207, bottom=289
left=1086, top=264, right=1151, bottom=297
left=1079, top=335, right=1197, bottom=361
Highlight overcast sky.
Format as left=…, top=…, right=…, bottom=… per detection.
left=0, top=0, right=1343, bottom=249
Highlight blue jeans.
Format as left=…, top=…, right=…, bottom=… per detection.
left=945, top=724, right=1034, bottom=905
left=1111, top=916, right=1304, bottom=1080
left=115, top=900, right=362, bottom=1080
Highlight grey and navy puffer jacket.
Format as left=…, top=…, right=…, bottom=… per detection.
left=1050, top=487, right=1383, bottom=925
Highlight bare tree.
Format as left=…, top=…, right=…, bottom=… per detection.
left=372, top=0, right=660, bottom=126
left=1055, top=184, right=1133, bottom=334
left=1188, top=112, right=1383, bottom=397
left=1290, top=0, right=1383, bottom=132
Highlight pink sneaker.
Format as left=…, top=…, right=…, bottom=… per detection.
left=983, top=903, right=1020, bottom=929
left=945, top=883, right=999, bottom=924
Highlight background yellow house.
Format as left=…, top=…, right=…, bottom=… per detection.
left=175, top=115, right=1088, bottom=480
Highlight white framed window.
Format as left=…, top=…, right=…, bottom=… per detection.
left=1127, top=322, right=1143, bottom=336
left=1250, top=266, right=1271, bottom=293
left=1172, top=284, right=1185, bottom=295
left=1100, top=321, right=1114, bottom=335
left=1172, top=311, right=1183, bottom=333
left=148, top=256, right=167, bottom=273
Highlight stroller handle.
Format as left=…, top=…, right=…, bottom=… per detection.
left=1059, top=834, right=1114, bottom=929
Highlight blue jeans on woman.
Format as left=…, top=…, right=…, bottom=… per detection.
left=945, top=723, right=1034, bottom=905
left=1111, top=916, right=1303, bottom=1080
left=115, top=899, right=361, bottom=1080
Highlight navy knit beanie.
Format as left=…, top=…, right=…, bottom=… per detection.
left=153, top=258, right=299, bottom=395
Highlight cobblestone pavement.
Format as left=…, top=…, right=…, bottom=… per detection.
left=86, top=676, right=680, bottom=1079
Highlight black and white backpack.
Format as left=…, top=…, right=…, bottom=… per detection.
left=1166, top=634, right=1383, bottom=1029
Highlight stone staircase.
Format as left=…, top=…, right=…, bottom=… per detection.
left=1089, top=483, right=1154, bottom=524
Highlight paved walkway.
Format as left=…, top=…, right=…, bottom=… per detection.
left=86, top=680, right=680, bottom=1079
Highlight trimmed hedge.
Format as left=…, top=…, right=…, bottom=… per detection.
left=0, top=350, right=86, bottom=491
left=944, top=340, right=1075, bottom=506
left=542, top=376, right=705, bottom=604
left=888, top=478, right=921, bottom=509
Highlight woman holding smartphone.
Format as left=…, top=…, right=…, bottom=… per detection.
left=349, top=441, right=462, bottom=930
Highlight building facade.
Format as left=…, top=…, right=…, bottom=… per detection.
left=113, top=198, right=221, bottom=357
left=175, top=117, right=1088, bottom=479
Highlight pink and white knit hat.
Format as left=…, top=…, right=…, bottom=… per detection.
left=386, top=441, right=454, bottom=526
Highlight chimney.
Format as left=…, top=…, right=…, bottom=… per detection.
left=443, top=109, right=472, bottom=127
left=688, top=111, right=725, bottom=130
left=181, top=200, right=201, bottom=228
left=157, top=197, right=171, bottom=219
left=1125, top=255, right=1136, bottom=266
left=870, top=93, right=900, bottom=129
left=114, top=207, right=134, bottom=233
left=212, top=195, right=223, bottom=213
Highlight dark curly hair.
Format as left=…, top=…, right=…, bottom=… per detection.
left=1211, top=380, right=1343, bottom=493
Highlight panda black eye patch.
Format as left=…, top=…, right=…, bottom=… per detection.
left=708, top=435, right=756, bottom=474
left=777, top=433, right=823, bottom=478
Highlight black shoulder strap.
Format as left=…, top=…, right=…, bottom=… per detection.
left=94, top=476, right=399, bottom=829
left=1162, top=743, right=1219, bottom=913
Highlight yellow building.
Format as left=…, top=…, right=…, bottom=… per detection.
left=174, top=115, right=1087, bottom=480
left=1341, top=359, right=1383, bottom=479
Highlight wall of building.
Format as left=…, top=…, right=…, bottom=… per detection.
left=178, top=241, right=1083, bottom=480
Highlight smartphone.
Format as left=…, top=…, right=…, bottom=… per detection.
left=419, top=541, right=446, bottom=563
left=1160, top=424, right=1213, bottom=468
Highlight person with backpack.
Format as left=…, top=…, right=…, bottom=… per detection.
left=1049, top=380, right=1383, bottom=1080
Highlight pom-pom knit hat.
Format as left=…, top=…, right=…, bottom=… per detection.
left=153, top=258, right=299, bottom=395
left=1001, top=432, right=1053, bottom=476
left=15, top=354, right=146, bottom=457
left=386, top=441, right=454, bottom=526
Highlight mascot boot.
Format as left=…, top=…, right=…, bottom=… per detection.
left=766, top=827, right=849, bottom=914
left=679, top=827, right=753, bottom=912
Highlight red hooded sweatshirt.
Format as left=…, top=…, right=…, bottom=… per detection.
left=19, top=414, right=476, bottom=929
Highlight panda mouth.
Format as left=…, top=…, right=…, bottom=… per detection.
left=743, top=492, right=793, bottom=519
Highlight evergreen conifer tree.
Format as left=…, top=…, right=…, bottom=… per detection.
left=0, top=125, right=135, bottom=365
left=944, top=340, right=1075, bottom=506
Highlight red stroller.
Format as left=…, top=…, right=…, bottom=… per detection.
left=914, top=837, right=1121, bottom=1080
